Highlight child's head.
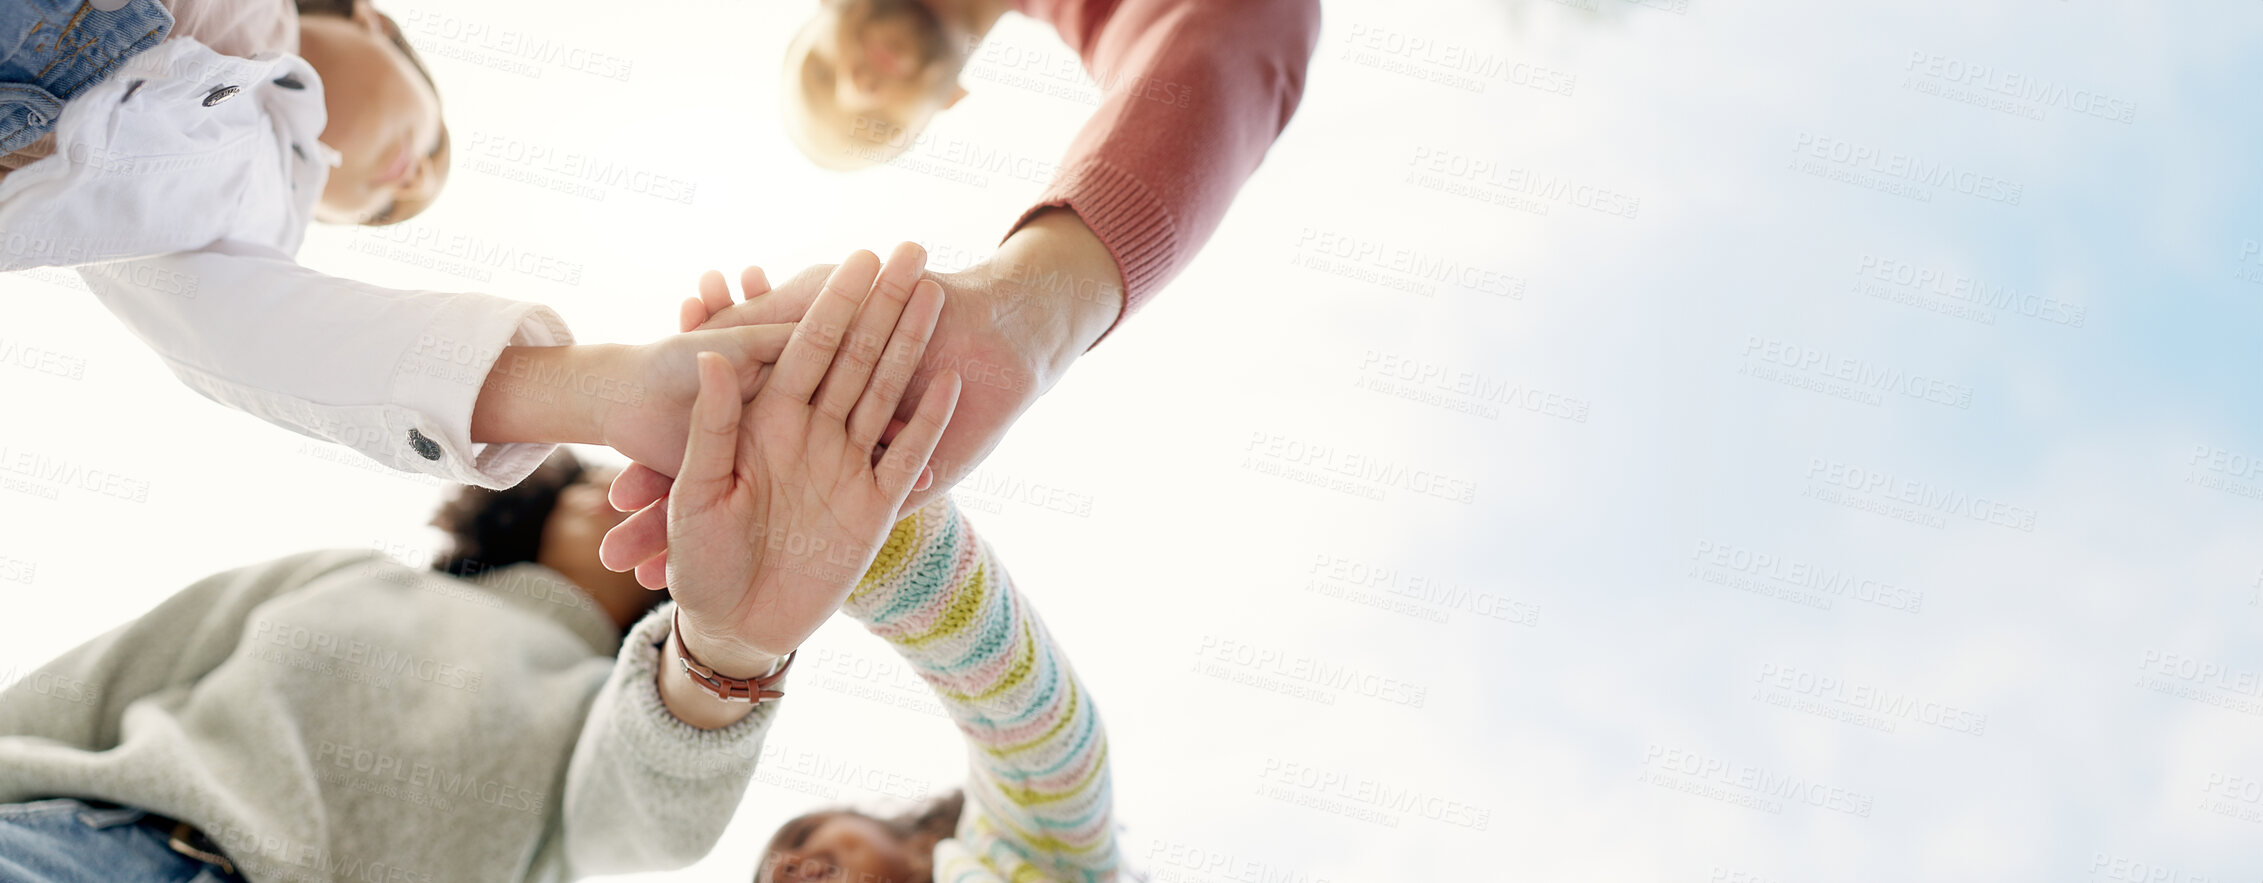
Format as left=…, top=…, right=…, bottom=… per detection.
left=295, top=0, right=449, bottom=225
left=782, top=0, right=972, bottom=170
left=755, top=791, right=963, bottom=883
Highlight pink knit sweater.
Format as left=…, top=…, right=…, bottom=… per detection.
left=1008, top=0, right=1322, bottom=332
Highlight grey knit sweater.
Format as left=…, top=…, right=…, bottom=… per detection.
left=0, top=550, right=777, bottom=882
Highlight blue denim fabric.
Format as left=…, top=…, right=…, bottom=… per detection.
left=0, top=0, right=173, bottom=152
left=0, top=799, right=235, bottom=882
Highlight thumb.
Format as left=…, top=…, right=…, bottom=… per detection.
left=674, top=352, right=741, bottom=511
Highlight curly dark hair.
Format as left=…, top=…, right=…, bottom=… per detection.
left=756, top=790, right=966, bottom=883
left=428, top=450, right=584, bottom=578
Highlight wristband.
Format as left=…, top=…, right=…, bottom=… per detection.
left=670, top=610, right=794, bottom=704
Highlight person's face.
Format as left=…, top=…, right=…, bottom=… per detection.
left=535, top=466, right=643, bottom=611
left=788, top=0, right=969, bottom=161
left=297, top=4, right=449, bottom=224
left=766, top=815, right=926, bottom=883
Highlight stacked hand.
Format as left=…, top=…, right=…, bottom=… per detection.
left=662, top=248, right=960, bottom=674
left=600, top=217, right=1125, bottom=584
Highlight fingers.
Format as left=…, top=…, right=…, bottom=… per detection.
left=815, top=242, right=928, bottom=424
left=672, top=353, right=742, bottom=511
left=609, top=462, right=671, bottom=511
left=598, top=495, right=669, bottom=571
left=680, top=298, right=708, bottom=334
left=875, top=371, right=959, bottom=500
left=635, top=553, right=669, bottom=590
left=847, top=278, right=942, bottom=450
left=682, top=324, right=797, bottom=394
left=695, top=263, right=830, bottom=330
left=696, top=269, right=733, bottom=325
left=766, top=251, right=880, bottom=404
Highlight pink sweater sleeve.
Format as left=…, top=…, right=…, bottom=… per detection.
left=1008, top=0, right=1322, bottom=337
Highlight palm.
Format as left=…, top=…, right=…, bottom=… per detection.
left=661, top=249, right=960, bottom=662
left=666, top=388, right=889, bottom=655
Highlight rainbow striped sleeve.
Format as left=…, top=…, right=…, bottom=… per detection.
left=844, top=498, right=1119, bottom=883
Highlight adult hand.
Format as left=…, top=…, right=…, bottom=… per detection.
left=604, top=214, right=1124, bottom=580
left=665, top=249, right=960, bottom=671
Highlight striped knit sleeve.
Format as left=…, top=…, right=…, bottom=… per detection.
left=842, top=498, right=1119, bottom=882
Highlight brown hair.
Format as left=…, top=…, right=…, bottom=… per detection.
left=755, top=791, right=965, bottom=883
left=428, top=450, right=584, bottom=578
left=294, top=0, right=440, bottom=92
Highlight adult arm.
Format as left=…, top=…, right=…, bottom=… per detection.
left=1014, top=0, right=1323, bottom=333
left=75, top=243, right=795, bottom=489
left=844, top=498, right=1118, bottom=881
left=0, top=550, right=389, bottom=750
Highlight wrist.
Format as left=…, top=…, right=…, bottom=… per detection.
left=471, top=345, right=618, bottom=445
left=674, top=613, right=784, bottom=680
left=985, top=207, right=1125, bottom=379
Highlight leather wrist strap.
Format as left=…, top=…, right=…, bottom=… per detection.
left=671, top=610, right=794, bottom=705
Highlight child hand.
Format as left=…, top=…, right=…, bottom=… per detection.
left=663, top=249, right=961, bottom=665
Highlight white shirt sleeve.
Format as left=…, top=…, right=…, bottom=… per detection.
left=75, top=240, right=574, bottom=489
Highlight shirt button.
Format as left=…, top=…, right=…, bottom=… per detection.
left=271, top=75, right=305, bottom=91
left=201, top=85, right=241, bottom=107
left=408, top=429, right=443, bottom=461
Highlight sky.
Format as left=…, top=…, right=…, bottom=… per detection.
left=3, top=0, right=2262, bottom=880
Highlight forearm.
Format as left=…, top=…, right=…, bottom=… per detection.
left=79, top=248, right=571, bottom=488
left=557, top=605, right=780, bottom=875
left=1014, top=0, right=1321, bottom=318
left=844, top=499, right=1117, bottom=873
left=971, top=207, right=1125, bottom=370
left=469, top=345, right=618, bottom=446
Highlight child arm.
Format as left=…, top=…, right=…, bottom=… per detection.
left=844, top=499, right=1120, bottom=881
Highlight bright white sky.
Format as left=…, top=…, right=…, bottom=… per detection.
left=4, top=0, right=2262, bottom=879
